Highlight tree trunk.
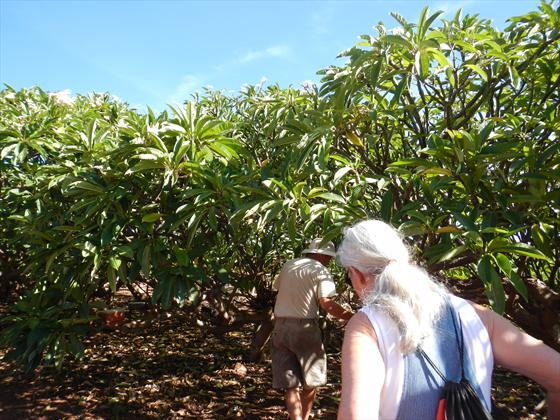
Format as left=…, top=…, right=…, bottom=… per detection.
left=448, top=276, right=560, bottom=352
left=0, top=250, right=26, bottom=299
left=506, top=277, right=560, bottom=352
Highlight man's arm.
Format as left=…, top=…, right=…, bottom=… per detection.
left=319, top=297, right=353, bottom=321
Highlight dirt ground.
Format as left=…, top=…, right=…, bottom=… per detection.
left=0, top=306, right=548, bottom=419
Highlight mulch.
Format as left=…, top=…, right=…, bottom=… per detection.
left=0, top=305, right=548, bottom=419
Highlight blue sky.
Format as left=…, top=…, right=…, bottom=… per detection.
left=1, top=0, right=542, bottom=111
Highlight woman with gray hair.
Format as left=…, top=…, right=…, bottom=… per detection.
left=337, top=219, right=560, bottom=420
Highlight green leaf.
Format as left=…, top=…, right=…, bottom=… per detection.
left=380, top=190, right=393, bottom=222
left=508, top=271, right=528, bottom=303
left=208, top=207, right=218, bottom=230
left=491, top=243, right=550, bottom=260
left=477, top=256, right=505, bottom=314
left=390, top=158, right=432, bottom=167
left=152, top=277, right=175, bottom=308
left=531, top=224, right=554, bottom=258
left=7, top=215, right=29, bottom=223
left=435, top=245, right=467, bottom=264
left=151, top=133, right=168, bottom=153
left=109, top=256, right=121, bottom=270
left=464, top=64, right=488, bottom=81
left=399, top=221, right=427, bottom=236
left=68, top=335, right=85, bottom=357
left=333, top=167, right=352, bottom=185
left=418, top=167, right=453, bottom=176
left=417, top=6, right=429, bottom=38
left=118, top=262, right=128, bottom=285
left=390, top=76, right=408, bottom=108
left=494, top=253, right=512, bottom=276
left=72, top=181, right=104, bottom=194
left=334, top=82, right=348, bottom=113
left=426, top=47, right=451, bottom=68
left=321, top=225, right=343, bottom=245
left=173, top=247, right=189, bottom=266
left=287, top=211, right=297, bottom=240
left=126, top=161, right=166, bottom=174
left=263, top=178, right=288, bottom=191
left=101, top=222, right=115, bottom=247
left=186, top=211, right=205, bottom=248
left=446, top=67, right=455, bottom=87
left=422, top=10, right=444, bottom=35
left=415, top=50, right=430, bottom=79
left=493, top=253, right=527, bottom=301
left=346, top=131, right=364, bottom=148
left=425, top=30, right=446, bottom=41
left=315, top=192, right=345, bottom=204
left=262, top=201, right=285, bottom=224
left=117, top=245, right=134, bottom=258
left=369, top=61, right=382, bottom=90
left=452, top=212, right=476, bottom=231
left=142, top=213, right=162, bottom=223
left=384, top=34, right=414, bottom=50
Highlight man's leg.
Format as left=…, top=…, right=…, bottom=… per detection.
left=285, top=387, right=302, bottom=420
left=300, top=387, right=317, bottom=420
left=295, top=320, right=324, bottom=420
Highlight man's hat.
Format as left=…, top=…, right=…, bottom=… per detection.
left=302, top=238, right=336, bottom=257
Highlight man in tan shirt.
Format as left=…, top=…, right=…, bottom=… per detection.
left=271, top=238, right=353, bottom=420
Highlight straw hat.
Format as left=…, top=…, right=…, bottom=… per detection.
left=302, top=238, right=336, bottom=257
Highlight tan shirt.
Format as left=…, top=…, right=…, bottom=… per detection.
left=273, top=257, right=337, bottom=319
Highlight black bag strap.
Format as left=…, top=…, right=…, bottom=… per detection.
left=418, top=347, right=447, bottom=382
left=449, top=300, right=466, bottom=381
left=417, top=299, right=494, bottom=420
left=417, top=299, right=465, bottom=382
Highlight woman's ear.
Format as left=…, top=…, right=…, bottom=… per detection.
left=353, top=267, right=378, bottom=289
left=348, top=267, right=367, bottom=287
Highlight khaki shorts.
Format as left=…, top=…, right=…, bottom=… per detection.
left=271, top=318, right=327, bottom=389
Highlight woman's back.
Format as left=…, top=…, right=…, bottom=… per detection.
left=359, top=294, right=492, bottom=419
left=337, top=219, right=560, bottom=419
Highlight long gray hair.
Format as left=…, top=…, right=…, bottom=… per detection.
left=337, top=219, right=447, bottom=353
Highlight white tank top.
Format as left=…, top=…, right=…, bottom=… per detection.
left=360, top=294, right=493, bottom=419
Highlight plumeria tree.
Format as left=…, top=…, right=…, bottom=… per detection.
left=1, top=1, right=559, bottom=370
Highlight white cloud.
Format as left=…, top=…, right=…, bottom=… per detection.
left=167, top=74, right=204, bottom=105
left=237, top=45, right=291, bottom=64
left=155, top=44, right=293, bottom=111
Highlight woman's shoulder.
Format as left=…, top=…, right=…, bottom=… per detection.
left=359, top=305, right=399, bottom=329
left=344, top=313, right=381, bottom=355
left=357, top=306, right=402, bottom=355
left=347, top=311, right=376, bottom=334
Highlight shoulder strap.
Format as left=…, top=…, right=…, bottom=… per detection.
left=448, top=299, right=466, bottom=380
left=417, top=348, right=447, bottom=382
left=416, top=299, right=465, bottom=382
